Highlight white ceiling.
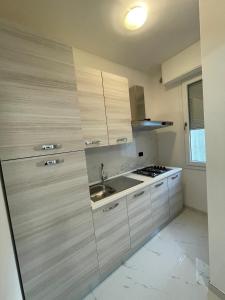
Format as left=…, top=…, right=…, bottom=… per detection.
left=0, top=0, right=200, bottom=73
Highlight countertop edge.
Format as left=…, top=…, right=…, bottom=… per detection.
left=91, top=167, right=182, bottom=211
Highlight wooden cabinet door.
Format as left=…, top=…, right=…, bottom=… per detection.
left=0, top=25, right=83, bottom=160
left=168, top=172, right=183, bottom=218
left=1, top=151, right=99, bottom=300
left=76, top=67, right=108, bottom=148
left=127, top=186, right=153, bottom=249
left=150, top=179, right=170, bottom=231
left=102, top=72, right=133, bottom=145
left=93, top=197, right=130, bottom=278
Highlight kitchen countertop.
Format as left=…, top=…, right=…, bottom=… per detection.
left=91, top=167, right=182, bottom=210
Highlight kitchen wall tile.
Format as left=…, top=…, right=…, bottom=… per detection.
left=85, top=131, right=158, bottom=183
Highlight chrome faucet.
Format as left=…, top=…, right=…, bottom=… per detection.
left=100, top=163, right=107, bottom=187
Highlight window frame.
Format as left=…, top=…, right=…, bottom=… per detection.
left=182, top=75, right=206, bottom=169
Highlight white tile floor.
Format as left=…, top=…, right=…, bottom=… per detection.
left=84, top=209, right=222, bottom=300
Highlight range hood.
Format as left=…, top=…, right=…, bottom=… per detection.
left=129, top=85, right=173, bottom=130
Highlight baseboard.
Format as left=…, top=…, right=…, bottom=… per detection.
left=184, top=205, right=207, bottom=216
left=209, top=282, right=225, bottom=299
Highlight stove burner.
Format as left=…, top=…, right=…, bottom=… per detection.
left=133, top=165, right=170, bottom=178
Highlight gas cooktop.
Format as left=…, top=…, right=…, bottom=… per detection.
left=133, top=165, right=171, bottom=178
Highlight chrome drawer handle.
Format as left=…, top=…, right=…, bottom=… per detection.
left=171, top=174, right=179, bottom=180
left=39, top=144, right=62, bottom=151
left=103, top=203, right=119, bottom=212
left=155, top=182, right=164, bottom=188
left=133, top=191, right=145, bottom=198
left=85, top=140, right=102, bottom=145
left=117, top=137, right=127, bottom=143
left=37, top=159, right=64, bottom=167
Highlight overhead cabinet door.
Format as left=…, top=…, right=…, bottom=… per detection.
left=76, top=67, right=108, bottom=148
left=102, top=72, right=133, bottom=145
left=1, top=151, right=99, bottom=300
left=0, top=25, right=83, bottom=160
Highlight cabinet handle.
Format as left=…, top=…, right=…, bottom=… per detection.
left=117, top=137, right=127, bottom=143
left=133, top=191, right=145, bottom=198
left=37, top=159, right=64, bottom=167
left=85, top=140, right=102, bottom=146
left=171, top=174, right=179, bottom=180
left=103, top=203, right=119, bottom=212
left=154, top=182, right=164, bottom=188
left=39, top=144, right=62, bottom=151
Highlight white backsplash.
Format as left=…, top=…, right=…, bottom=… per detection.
left=85, top=131, right=158, bottom=183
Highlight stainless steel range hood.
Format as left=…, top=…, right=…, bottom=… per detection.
left=129, top=85, right=173, bottom=130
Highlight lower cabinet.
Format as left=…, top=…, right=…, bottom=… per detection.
left=151, top=178, right=170, bottom=231
left=92, top=197, right=130, bottom=278
left=1, top=151, right=99, bottom=300
left=168, top=172, right=183, bottom=218
left=126, top=186, right=152, bottom=249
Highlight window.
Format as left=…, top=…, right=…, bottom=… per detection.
left=182, top=77, right=206, bottom=167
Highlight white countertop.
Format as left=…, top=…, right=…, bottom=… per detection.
left=91, top=167, right=182, bottom=210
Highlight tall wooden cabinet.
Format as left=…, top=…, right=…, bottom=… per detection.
left=0, top=25, right=83, bottom=160
left=1, top=152, right=99, bottom=300
left=0, top=24, right=99, bottom=300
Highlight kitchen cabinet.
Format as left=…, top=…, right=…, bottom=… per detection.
left=151, top=178, right=170, bottom=231
left=1, top=151, right=99, bottom=300
left=0, top=25, right=83, bottom=160
left=102, top=72, right=133, bottom=145
left=126, top=186, right=153, bottom=249
left=76, top=67, right=109, bottom=148
left=92, top=197, right=130, bottom=278
left=168, top=172, right=183, bottom=218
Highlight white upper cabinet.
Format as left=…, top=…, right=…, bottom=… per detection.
left=102, top=72, right=133, bottom=145
left=75, top=67, right=109, bottom=148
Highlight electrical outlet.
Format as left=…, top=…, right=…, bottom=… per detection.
left=138, top=152, right=143, bottom=157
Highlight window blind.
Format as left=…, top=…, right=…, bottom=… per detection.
left=188, top=80, right=204, bottom=129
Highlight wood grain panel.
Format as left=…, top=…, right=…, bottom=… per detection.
left=126, top=187, right=153, bottom=249
left=168, top=172, right=183, bottom=218
left=151, top=179, right=170, bottom=230
left=93, top=197, right=130, bottom=277
left=0, top=23, right=74, bottom=65
left=2, top=151, right=99, bottom=300
left=0, top=26, right=83, bottom=160
left=75, top=67, right=108, bottom=148
left=102, top=72, right=133, bottom=145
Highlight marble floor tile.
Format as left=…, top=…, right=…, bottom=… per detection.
left=84, top=209, right=222, bottom=300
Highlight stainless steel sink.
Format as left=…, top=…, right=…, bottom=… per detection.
left=90, top=184, right=116, bottom=202
left=90, top=176, right=143, bottom=202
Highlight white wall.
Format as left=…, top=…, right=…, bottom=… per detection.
left=149, top=68, right=207, bottom=213
left=73, top=48, right=158, bottom=183
left=200, top=0, right=225, bottom=293
left=162, top=41, right=201, bottom=85
left=0, top=177, right=22, bottom=300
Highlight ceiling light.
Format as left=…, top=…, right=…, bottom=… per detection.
left=124, top=5, right=148, bottom=30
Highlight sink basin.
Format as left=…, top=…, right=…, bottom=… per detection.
left=90, top=184, right=116, bottom=202
left=90, top=176, right=143, bottom=202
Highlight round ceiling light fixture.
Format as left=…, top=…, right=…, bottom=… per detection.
left=124, top=5, right=148, bottom=30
